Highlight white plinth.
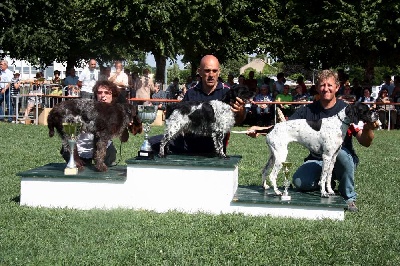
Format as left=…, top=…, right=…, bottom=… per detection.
left=18, top=157, right=346, bottom=220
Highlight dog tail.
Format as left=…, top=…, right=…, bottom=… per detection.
left=276, top=107, right=286, bottom=123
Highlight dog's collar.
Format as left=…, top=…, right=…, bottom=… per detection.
left=336, top=113, right=351, bottom=126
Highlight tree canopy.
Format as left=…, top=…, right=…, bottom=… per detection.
left=1, top=0, right=399, bottom=82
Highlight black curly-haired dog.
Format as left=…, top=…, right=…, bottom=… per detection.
left=159, top=85, right=254, bottom=158
left=47, top=99, right=142, bottom=172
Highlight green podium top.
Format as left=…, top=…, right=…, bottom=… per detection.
left=17, top=163, right=127, bottom=181
left=126, top=155, right=242, bottom=168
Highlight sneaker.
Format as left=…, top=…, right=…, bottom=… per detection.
left=346, top=201, right=358, bottom=212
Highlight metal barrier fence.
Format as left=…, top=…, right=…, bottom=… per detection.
left=128, top=98, right=400, bottom=131
left=0, top=81, right=78, bottom=124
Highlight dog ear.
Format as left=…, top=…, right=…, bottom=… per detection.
left=345, top=104, right=359, bottom=124
left=120, top=128, right=129, bottom=142
left=221, top=88, right=235, bottom=104
left=188, top=102, right=215, bottom=127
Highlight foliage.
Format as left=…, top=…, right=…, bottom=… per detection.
left=1, top=0, right=400, bottom=80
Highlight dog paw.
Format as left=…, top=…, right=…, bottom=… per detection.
left=158, top=153, right=166, bottom=158
left=320, top=192, right=330, bottom=198
left=274, top=189, right=282, bottom=196
left=327, top=189, right=335, bottom=196
left=262, top=181, right=270, bottom=190
left=96, top=163, right=108, bottom=172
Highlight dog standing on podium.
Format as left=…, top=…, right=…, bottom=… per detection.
left=47, top=99, right=142, bottom=172
left=261, top=102, right=379, bottom=198
left=158, top=85, right=254, bottom=158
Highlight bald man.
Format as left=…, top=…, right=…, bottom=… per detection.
left=150, top=55, right=246, bottom=155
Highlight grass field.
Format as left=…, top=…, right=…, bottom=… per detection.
left=0, top=123, right=399, bottom=265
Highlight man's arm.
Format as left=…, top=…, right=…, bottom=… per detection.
left=355, top=122, right=379, bottom=147
left=231, top=97, right=246, bottom=125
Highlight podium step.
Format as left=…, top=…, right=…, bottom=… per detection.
left=230, top=185, right=347, bottom=220
left=18, top=158, right=347, bottom=220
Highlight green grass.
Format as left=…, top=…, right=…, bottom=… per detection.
left=0, top=123, right=399, bottom=265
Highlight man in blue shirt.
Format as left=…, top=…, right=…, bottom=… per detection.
left=150, top=55, right=246, bottom=154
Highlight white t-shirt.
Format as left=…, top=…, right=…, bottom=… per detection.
left=78, top=68, right=99, bottom=93
left=76, top=132, right=112, bottom=159
left=0, top=69, right=13, bottom=89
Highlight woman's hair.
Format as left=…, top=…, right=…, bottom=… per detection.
left=92, top=80, right=120, bottom=103
left=378, top=88, right=388, bottom=98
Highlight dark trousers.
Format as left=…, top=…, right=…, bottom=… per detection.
left=60, top=142, right=117, bottom=166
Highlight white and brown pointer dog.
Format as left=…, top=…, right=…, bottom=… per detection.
left=47, top=99, right=142, bottom=172
left=159, top=85, right=254, bottom=158
left=262, top=102, right=378, bottom=197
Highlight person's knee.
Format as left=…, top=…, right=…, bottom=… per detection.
left=292, top=161, right=322, bottom=191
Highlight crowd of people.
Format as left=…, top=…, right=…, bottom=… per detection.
left=2, top=58, right=400, bottom=129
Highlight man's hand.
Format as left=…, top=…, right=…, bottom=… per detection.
left=363, top=120, right=381, bottom=131
left=231, top=97, right=246, bottom=124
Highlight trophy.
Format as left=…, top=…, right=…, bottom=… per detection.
left=281, top=162, right=293, bottom=201
left=137, top=104, right=158, bottom=159
left=63, top=122, right=82, bottom=175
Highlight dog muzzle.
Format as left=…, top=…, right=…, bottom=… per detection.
left=366, top=111, right=379, bottom=123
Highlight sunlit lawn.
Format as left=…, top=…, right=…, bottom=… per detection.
left=0, top=123, right=399, bottom=265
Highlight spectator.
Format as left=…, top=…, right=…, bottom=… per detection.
left=98, top=66, right=111, bottom=81
left=23, top=72, right=44, bottom=120
left=185, top=76, right=194, bottom=91
left=149, top=55, right=246, bottom=154
left=134, top=68, right=154, bottom=101
left=63, top=68, right=80, bottom=96
left=225, top=73, right=236, bottom=88
left=338, top=84, right=356, bottom=102
left=166, top=77, right=180, bottom=99
left=151, top=82, right=168, bottom=110
left=375, top=88, right=396, bottom=129
left=50, top=70, right=63, bottom=98
left=391, top=76, right=400, bottom=128
left=292, top=85, right=309, bottom=110
left=275, top=84, right=293, bottom=117
left=351, top=78, right=363, bottom=101
left=244, top=70, right=258, bottom=93
left=296, top=76, right=307, bottom=94
left=272, top=72, right=285, bottom=96
left=0, top=60, right=15, bottom=122
left=381, top=74, right=395, bottom=96
left=78, top=59, right=99, bottom=99
left=238, top=74, right=246, bottom=86
left=252, top=84, right=273, bottom=126
left=129, top=71, right=139, bottom=98
left=52, top=70, right=62, bottom=84
left=357, top=87, right=375, bottom=108
left=108, top=61, right=129, bottom=90
left=9, top=70, right=22, bottom=122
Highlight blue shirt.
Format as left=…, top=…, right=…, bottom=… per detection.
left=183, top=81, right=230, bottom=102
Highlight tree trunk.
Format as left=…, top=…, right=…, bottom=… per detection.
left=154, top=53, right=166, bottom=83
left=363, top=53, right=377, bottom=86
left=66, top=56, right=78, bottom=75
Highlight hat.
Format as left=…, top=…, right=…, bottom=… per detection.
left=14, top=70, right=20, bottom=75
